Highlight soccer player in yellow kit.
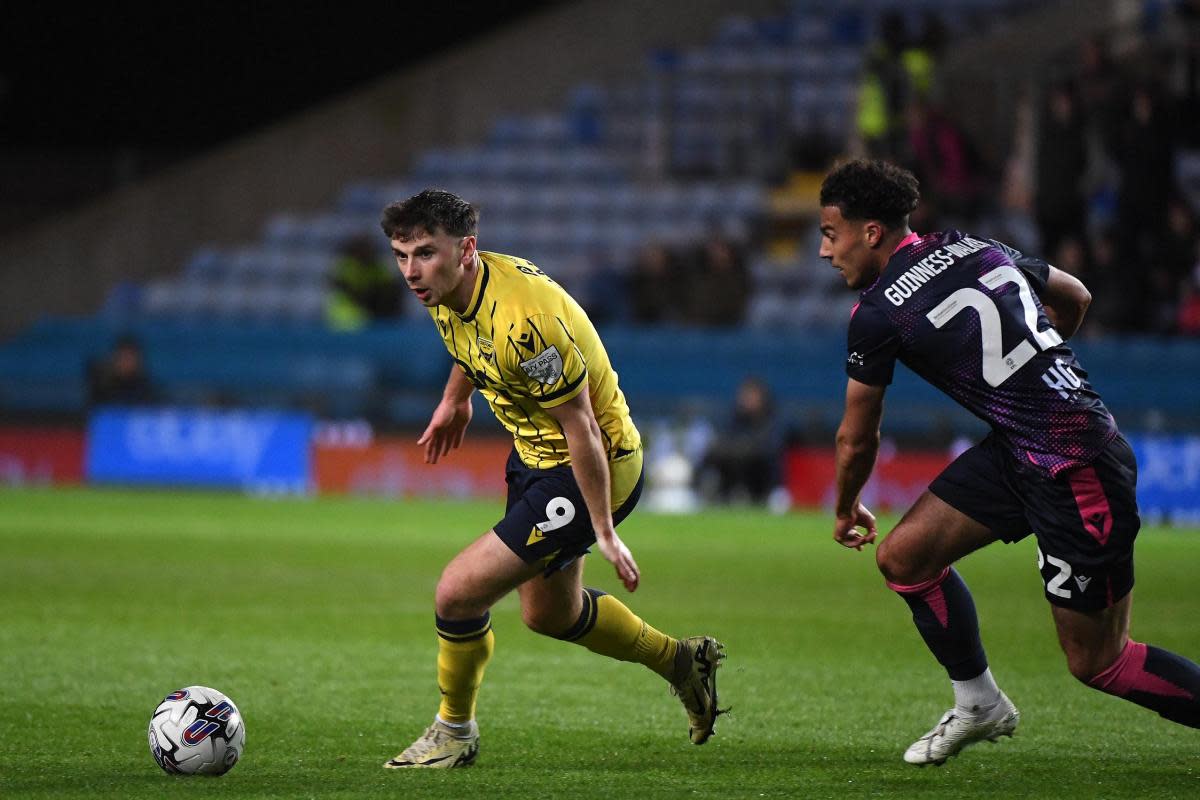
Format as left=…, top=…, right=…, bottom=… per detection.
left=381, top=190, right=725, bottom=769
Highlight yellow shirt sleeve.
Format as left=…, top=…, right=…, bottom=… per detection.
left=500, top=313, right=588, bottom=408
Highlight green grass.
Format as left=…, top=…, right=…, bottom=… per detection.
left=2, top=486, right=1199, bottom=799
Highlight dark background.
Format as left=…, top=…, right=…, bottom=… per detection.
left=0, top=2, right=563, bottom=233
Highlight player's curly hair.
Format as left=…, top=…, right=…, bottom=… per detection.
left=819, top=159, right=920, bottom=228
left=381, top=189, right=479, bottom=241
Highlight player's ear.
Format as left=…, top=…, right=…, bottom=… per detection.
left=864, top=221, right=884, bottom=249
left=460, top=235, right=477, bottom=265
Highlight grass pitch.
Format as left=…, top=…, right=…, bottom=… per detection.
left=2, top=486, right=1199, bottom=799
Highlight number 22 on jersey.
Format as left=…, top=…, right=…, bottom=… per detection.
left=926, top=266, right=1063, bottom=387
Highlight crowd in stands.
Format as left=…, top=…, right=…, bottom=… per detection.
left=845, top=6, right=1200, bottom=338
left=1015, top=27, right=1200, bottom=337
left=612, top=237, right=751, bottom=327
left=530, top=3, right=1200, bottom=339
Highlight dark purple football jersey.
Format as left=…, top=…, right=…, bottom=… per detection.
left=845, top=230, right=1117, bottom=477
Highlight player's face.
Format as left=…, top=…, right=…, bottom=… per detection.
left=819, top=206, right=882, bottom=290
left=390, top=228, right=477, bottom=311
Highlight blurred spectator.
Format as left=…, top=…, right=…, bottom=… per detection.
left=1051, top=236, right=1088, bottom=278
left=1035, top=82, right=1088, bottom=258
left=697, top=376, right=782, bottom=504
left=1081, top=228, right=1125, bottom=333
left=1178, top=259, right=1200, bottom=335
left=1113, top=83, right=1177, bottom=261
left=994, top=92, right=1042, bottom=254
left=628, top=243, right=681, bottom=324
left=908, top=193, right=942, bottom=237
left=683, top=237, right=750, bottom=326
left=906, top=98, right=982, bottom=222
left=1077, top=36, right=1124, bottom=157
left=1161, top=197, right=1199, bottom=283
left=1171, top=245, right=1200, bottom=333
left=857, top=9, right=949, bottom=163
left=903, top=11, right=948, bottom=100
left=1148, top=268, right=1182, bottom=334
left=857, top=11, right=912, bottom=159
left=87, top=335, right=155, bottom=406
left=1154, top=199, right=1200, bottom=333
left=326, top=234, right=404, bottom=330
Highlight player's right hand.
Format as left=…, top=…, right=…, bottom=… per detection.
left=833, top=503, right=877, bottom=551
left=595, top=528, right=640, bottom=592
left=418, top=398, right=472, bottom=464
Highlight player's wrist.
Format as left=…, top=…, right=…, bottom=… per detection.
left=593, top=522, right=616, bottom=541
left=441, top=394, right=472, bottom=410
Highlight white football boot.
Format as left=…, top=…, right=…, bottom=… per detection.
left=384, top=718, right=479, bottom=769
left=903, top=693, right=1019, bottom=766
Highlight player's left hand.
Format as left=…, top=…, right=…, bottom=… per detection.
left=833, top=503, right=878, bottom=551
left=418, top=398, right=472, bottom=464
left=594, top=527, right=640, bottom=592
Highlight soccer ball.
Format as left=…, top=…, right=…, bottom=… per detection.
left=147, top=686, right=245, bottom=775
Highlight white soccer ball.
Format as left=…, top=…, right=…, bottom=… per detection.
left=148, top=686, right=245, bottom=775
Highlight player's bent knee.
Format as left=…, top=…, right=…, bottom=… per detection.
left=876, top=529, right=948, bottom=587
left=1066, top=655, right=1102, bottom=683
left=521, top=606, right=574, bottom=637
left=876, top=536, right=915, bottom=585
left=875, top=536, right=895, bottom=579
left=1062, top=645, right=1113, bottom=684
left=434, top=573, right=486, bottom=621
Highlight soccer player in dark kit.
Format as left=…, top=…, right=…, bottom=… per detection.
left=818, top=159, right=1200, bottom=766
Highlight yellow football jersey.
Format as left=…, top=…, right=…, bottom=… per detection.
left=428, top=251, right=641, bottom=469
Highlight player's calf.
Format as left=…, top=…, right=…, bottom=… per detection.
left=1088, top=640, right=1200, bottom=728
left=887, top=567, right=990, bottom=682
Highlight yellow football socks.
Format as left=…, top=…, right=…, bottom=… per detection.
left=567, top=588, right=679, bottom=680
left=435, top=614, right=495, bottom=724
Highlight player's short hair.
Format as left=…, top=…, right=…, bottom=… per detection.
left=819, top=159, right=920, bottom=228
left=381, top=189, right=479, bottom=241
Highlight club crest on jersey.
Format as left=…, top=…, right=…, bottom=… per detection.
left=477, top=337, right=495, bottom=362
left=520, top=345, right=564, bottom=385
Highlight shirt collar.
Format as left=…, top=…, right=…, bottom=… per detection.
left=892, top=231, right=921, bottom=255
left=457, top=255, right=490, bottom=322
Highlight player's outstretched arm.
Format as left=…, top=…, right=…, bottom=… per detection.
left=418, top=366, right=475, bottom=464
left=547, top=388, right=640, bottom=592
left=833, top=378, right=886, bottom=551
left=1039, top=265, right=1092, bottom=339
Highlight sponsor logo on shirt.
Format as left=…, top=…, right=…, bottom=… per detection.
left=520, top=346, right=564, bottom=385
